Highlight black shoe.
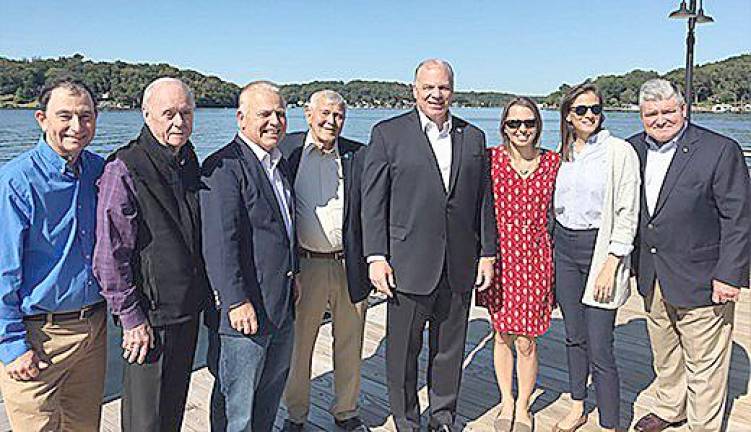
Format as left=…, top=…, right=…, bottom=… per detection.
left=334, top=416, right=370, bottom=431
left=428, top=424, right=453, bottom=432
left=282, top=419, right=305, bottom=432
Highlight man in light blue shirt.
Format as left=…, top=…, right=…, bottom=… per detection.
left=0, top=77, right=106, bottom=432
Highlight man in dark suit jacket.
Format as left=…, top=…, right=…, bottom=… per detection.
left=201, top=81, right=298, bottom=432
left=278, top=90, right=370, bottom=432
left=362, top=59, right=497, bottom=431
left=628, top=79, right=750, bottom=432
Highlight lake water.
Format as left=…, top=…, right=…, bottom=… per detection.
left=1, top=108, right=750, bottom=166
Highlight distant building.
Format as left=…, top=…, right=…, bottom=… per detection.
left=712, top=103, right=732, bottom=113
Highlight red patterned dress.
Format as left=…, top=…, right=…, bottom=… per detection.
left=477, top=146, right=561, bottom=337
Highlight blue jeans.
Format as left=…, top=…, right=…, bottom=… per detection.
left=208, top=319, right=295, bottom=432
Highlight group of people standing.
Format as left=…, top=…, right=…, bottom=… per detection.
left=0, top=57, right=747, bottom=432
left=477, top=77, right=749, bottom=432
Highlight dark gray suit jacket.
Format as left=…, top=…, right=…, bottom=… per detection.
left=628, top=123, right=750, bottom=307
left=200, top=135, right=298, bottom=334
left=279, top=131, right=371, bottom=303
left=362, top=109, right=497, bottom=295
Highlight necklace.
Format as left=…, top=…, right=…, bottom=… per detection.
left=509, top=151, right=540, bottom=177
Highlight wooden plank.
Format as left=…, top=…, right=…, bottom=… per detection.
left=0, top=286, right=748, bottom=431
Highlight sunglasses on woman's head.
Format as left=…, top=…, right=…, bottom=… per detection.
left=572, top=104, right=603, bottom=116
left=505, top=119, right=537, bottom=129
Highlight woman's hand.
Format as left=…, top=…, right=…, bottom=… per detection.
left=593, top=254, right=620, bottom=303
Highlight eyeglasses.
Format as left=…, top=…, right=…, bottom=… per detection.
left=504, top=119, right=537, bottom=129
left=571, top=104, right=603, bottom=116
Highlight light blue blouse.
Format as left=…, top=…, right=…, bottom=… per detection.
left=554, top=129, right=632, bottom=257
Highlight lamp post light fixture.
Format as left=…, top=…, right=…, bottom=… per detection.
left=669, top=0, right=714, bottom=122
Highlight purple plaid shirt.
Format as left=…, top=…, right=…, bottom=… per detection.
left=92, top=158, right=146, bottom=329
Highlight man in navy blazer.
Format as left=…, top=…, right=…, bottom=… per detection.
left=362, top=59, right=496, bottom=431
left=628, top=79, right=750, bottom=432
left=278, top=90, right=370, bottom=432
left=201, top=81, right=298, bottom=432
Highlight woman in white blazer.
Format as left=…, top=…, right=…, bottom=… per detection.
left=552, top=82, right=640, bottom=432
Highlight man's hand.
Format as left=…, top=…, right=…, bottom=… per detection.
left=593, top=255, right=619, bottom=303
left=475, top=257, right=495, bottom=291
left=369, top=260, right=395, bottom=298
left=712, top=279, right=741, bottom=304
left=229, top=300, right=258, bottom=335
left=5, top=349, right=49, bottom=381
left=122, top=322, right=155, bottom=364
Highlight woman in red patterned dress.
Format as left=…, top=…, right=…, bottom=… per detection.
left=476, top=96, right=560, bottom=432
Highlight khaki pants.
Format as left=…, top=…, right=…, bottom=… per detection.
left=644, top=281, right=734, bottom=432
left=284, top=257, right=367, bottom=423
left=0, top=307, right=107, bottom=432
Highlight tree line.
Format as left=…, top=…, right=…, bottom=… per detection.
left=543, top=54, right=750, bottom=108
left=1, top=53, right=748, bottom=109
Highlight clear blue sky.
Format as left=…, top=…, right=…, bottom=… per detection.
left=1, top=0, right=749, bottom=95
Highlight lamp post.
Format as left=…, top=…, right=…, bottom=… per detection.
left=669, top=0, right=714, bottom=123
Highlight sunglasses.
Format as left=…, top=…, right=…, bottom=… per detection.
left=571, top=104, right=603, bottom=116
left=504, top=119, right=537, bottom=129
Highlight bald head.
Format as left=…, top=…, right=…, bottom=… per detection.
left=414, top=59, right=454, bottom=87
left=142, top=78, right=195, bottom=111
left=413, top=59, right=454, bottom=125
left=142, top=78, right=195, bottom=149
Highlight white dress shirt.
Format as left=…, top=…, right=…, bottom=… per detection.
left=555, top=129, right=632, bottom=256
left=294, top=132, right=344, bottom=252
left=239, top=132, right=293, bottom=239
left=418, top=108, right=453, bottom=191
left=644, top=125, right=687, bottom=215
left=555, top=130, right=609, bottom=229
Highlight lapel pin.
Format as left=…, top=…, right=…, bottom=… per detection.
left=682, top=147, right=689, bottom=153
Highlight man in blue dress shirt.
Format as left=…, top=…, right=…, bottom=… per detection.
left=0, top=77, right=106, bottom=432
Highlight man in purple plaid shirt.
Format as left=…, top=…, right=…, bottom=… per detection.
left=92, top=77, right=210, bottom=432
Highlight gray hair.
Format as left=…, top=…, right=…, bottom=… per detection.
left=414, top=58, right=455, bottom=87
left=142, top=77, right=195, bottom=109
left=238, top=80, right=286, bottom=112
left=638, top=78, right=686, bottom=107
left=305, top=90, right=346, bottom=111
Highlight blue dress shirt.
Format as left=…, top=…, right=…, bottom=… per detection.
left=0, top=137, right=104, bottom=364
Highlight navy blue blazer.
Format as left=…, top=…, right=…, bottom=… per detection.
left=362, top=109, right=497, bottom=295
left=200, top=135, right=298, bottom=334
left=628, top=124, right=750, bottom=308
left=278, top=132, right=371, bottom=303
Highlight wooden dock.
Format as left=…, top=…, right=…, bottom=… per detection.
left=1, top=286, right=749, bottom=431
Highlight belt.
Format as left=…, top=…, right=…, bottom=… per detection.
left=24, top=301, right=106, bottom=324
left=299, top=248, right=345, bottom=260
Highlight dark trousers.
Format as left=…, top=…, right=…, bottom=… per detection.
left=554, top=224, right=620, bottom=429
left=386, top=274, right=471, bottom=431
left=121, top=318, right=199, bottom=432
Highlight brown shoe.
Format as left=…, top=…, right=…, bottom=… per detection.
left=552, top=415, right=586, bottom=432
left=633, top=413, right=686, bottom=432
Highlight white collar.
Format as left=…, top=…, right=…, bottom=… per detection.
left=239, top=131, right=282, bottom=169
left=587, top=129, right=610, bottom=146
left=417, top=108, right=452, bottom=134
left=304, top=131, right=339, bottom=156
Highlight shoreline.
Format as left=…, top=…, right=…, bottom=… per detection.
left=1, top=105, right=750, bottom=115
